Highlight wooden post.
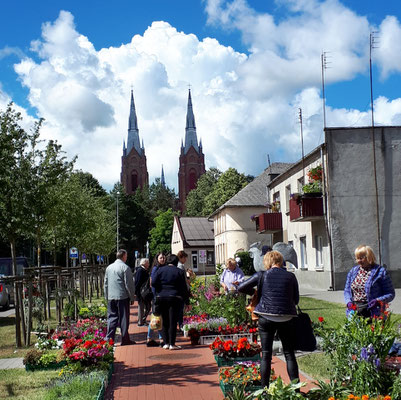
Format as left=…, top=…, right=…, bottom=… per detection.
left=26, top=277, right=33, bottom=346
left=46, top=279, right=51, bottom=320
left=10, top=239, right=22, bottom=347
left=19, top=282, right=27, bottom=346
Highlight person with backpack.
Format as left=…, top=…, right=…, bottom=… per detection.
left=135, top=258, right=151, bottom=326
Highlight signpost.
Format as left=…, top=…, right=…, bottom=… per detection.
left=70, top=247, right=78, bottom=268
left=97, top=255, right=104, bottom=265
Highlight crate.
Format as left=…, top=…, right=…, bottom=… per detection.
left=199, top=333, right=252, bottom=345
left=214, top=353, right=260, bottom=367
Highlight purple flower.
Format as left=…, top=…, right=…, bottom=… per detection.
left=360, top=347, right=368, bottom=361
left=374, top=358, right=380, bottom=369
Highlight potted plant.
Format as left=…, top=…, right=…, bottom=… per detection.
left=188, top=328, right=200, bottom=345
left=210, top=337, right=261, bottom=366
left=302, top=165, right=323, bottom=197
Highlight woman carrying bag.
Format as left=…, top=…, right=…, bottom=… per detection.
left=238, top=250, right=300, bottom=389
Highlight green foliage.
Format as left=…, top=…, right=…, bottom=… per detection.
left=23, top=296, right=44, bottom=327
left=235, top=251, right=253, bottom=275
left=185, top=167, right=222, bottom=216
left=203, top=168, right=251, bottom=215
left=149, top=208, right=174, bottom=256
left=38, top=352, right=58, bottom=367
left=225, top=384, right=256, bottom=400
left=253, top=377, right=305, bottom=399
left=302, top=180, right=322, bottom=193
left=307, top=378, right=351, bottom=400
left=73, top=171, right=107, bottom=198
left=149, top=178, right=177, bottom=213
left=78, top=304, right=107, bottom=319
left=391, top=374, right=401, bottom=399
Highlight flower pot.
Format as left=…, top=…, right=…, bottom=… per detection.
left=302, top=192, right=322, bottom=198
left=190, top=337, right=200, bottom=345
left=214, top=354, right=260, bottom=367
left=219, top=381, right=262, bottom=397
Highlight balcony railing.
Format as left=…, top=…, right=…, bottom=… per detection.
left=289, top=196, right=324, bottom=222
left=255, top=212, right=282, bottom=234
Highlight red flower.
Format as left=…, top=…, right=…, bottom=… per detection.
left=318, top=317, right=324, bottom=323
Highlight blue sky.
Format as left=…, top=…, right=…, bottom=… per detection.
left=1, top=0, right=401, bottom=190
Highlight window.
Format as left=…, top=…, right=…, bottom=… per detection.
left=297, top=177, right=304, bottom=193
left=285, top=185, right=291, bottom=212
left=207, top=250, right=214, bottom=265
left=192, top=251, right=198, bottom=270
left=315, top=235, right=323, bottom=269
left=300, top=236, right=307, bottom=269
left=131, top=173, right=138, bottom=191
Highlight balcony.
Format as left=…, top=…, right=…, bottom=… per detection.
left=255, top=212, right=282, bottom=234
left=289, top=196, right=324, bottom=222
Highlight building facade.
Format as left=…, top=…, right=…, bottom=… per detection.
left=178, top=90, right=206, bottom=212
left=121, top=90, right=149, bottom=194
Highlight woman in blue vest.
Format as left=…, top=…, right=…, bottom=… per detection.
left=238, top=250, right=299, bottom=388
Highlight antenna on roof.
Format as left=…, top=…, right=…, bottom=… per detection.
left=299, top=108, right=305, bottom=185
left=370, top=31, right=381, bottom=264
left=267, top=154, right=271, bottom=168
left=321, top=51, right=331, bottom=130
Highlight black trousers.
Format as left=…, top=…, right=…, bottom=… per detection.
left=158, top=297, right=181, bottom=346
left=258, top=316, right=299, bottom=388
left=106, top=298, right=131, bottom=344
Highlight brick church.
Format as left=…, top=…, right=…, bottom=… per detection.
left=120, top=89, right=205, bottom=212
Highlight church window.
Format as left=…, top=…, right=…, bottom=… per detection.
left=189, top=169, right=197, bottom=190
left=131, top=172, right=138, bottom=191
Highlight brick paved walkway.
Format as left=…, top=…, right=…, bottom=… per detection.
left=106, top=305, right=314, bottom=400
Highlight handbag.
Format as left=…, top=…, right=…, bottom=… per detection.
left=294, top=306, right=317, bottom=352
left=140, top=279, right=153, bottom=302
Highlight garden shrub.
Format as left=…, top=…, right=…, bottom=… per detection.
left=43, top=371, right=107, bottom=400
left=23, top=349, right=43, bottom=365
left=39, top=352, right=58, bottom=366
left=235, top=251, right=254, bottom=276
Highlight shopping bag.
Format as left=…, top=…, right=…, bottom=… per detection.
left=294, top=306, right=317, bottom=352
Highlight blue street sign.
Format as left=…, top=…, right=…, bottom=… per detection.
left=97, top=255, right=104, bottom=263
left=70, top=247, right=78, bottom=259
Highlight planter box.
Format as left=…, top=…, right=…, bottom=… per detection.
left=96, top=361, right=114, bottom=400
left=214, top=353, right=260, bottom=367
left=199, top=333, right=252, bottom=345
left=25, top=361, right=66, bottom=371
left=219, top=380, right=262, bottom=397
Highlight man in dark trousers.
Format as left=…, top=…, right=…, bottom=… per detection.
left=104, top=249, right=136, bottom=345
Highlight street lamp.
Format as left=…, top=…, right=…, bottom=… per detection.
left=116, top=191, right=120, bottom=251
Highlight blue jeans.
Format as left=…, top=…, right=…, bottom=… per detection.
left=258, top=316, right=299, bottom=388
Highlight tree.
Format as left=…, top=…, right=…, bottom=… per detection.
left=185, top=167, right=222, bottom=216
left=0, top=104, right=33, bottom=346
left=149, top=208, right=174, bottom=257
left=149, top=178, right=177, bottom=214
left=73, top=170, right=107, bottom=198
left=202, top=168, right=250, bottom=215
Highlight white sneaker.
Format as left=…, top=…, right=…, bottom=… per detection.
left=163, top=344, right=170, bottom=349
left=169, top=345, right=181, bottom=350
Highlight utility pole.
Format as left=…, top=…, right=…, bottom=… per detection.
left=299, top=108, right=305, bottom=185
left=116, top=191, right=120, bottom=251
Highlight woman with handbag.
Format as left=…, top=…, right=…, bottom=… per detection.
left=238, top=250, right=300, bottom=389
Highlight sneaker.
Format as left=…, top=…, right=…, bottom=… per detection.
left=163, top=344, right=170, bottom=349
left=169, top=345, right=181, bottom=350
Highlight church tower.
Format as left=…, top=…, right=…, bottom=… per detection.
left=178, top=89, right=206, bottom=212
left=121, top=90, right=149, bottom=194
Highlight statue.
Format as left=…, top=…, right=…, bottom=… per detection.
left=249, top=242, right=298, bottom=272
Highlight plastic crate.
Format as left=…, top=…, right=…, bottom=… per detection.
left=199, top=333, right=252, bottom=345
left=214, top=353, right=260, bottom=367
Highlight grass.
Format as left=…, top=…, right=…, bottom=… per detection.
left=0, top=369, right=59, bottom=399
left=297, top=352, right=332, bottom=381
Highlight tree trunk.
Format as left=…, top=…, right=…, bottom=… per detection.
left=10, top=238, right=22, bottom=347
left=19, top=282, right=26, bottom=346
left=26, top=278, right=33, bottom=345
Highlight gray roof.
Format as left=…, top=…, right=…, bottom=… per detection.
left=179, top=217, right=214, bottom=247
left=210, top=162, right=293, bottom=216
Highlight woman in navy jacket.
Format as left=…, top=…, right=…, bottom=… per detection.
left=238, top=251, right=299, bottom=388
left=344, top=245, right=395, bottom=318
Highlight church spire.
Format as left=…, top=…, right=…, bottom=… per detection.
left=161, top=165, right=166, bottom=187
left=184, top=89, right=199, bottom=154
left=126, top=89, right=142, bottom=155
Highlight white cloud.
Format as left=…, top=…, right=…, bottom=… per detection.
left=4, top=2, right=401, bottom=191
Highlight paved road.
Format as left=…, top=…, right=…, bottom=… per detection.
left=300, top=287, right=401, bottom=314
left=0, top=305, right=15, bottom=318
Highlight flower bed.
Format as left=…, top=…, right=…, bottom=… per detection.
left=200, top=332, right=252, bottom=345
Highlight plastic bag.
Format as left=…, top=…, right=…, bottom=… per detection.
left=150, top=314, right=162, bottom=330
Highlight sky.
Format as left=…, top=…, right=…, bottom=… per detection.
left=1, top=0, right=401, bottom=191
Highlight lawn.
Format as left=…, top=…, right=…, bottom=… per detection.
left=0, top=369, right=59, bottom=399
